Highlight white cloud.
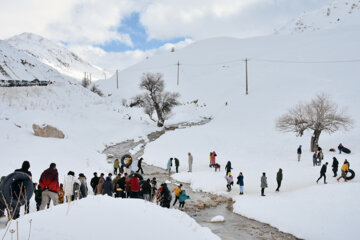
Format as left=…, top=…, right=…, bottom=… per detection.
left=68, top=38, right=194, bottom=74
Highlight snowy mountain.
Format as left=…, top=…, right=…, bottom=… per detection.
left=6, top=33, right=108, bottom=81
left=0, top=40, right=72, bottom=81
left=276, top=0, right=360, bottom=34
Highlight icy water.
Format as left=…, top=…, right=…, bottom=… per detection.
left=104, top=120, right=300, bottom=240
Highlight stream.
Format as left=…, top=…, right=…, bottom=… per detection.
left=104, top=119, right=300, bottom=240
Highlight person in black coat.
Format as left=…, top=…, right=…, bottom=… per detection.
left=174, top=158, right=180, bottom=173
left=160, top=183, right=171, bottom=208
left=317, top=162, right=328, bottom=184
left=141, top=179, right=152, bottom=201
left=90, top=172, right=99, bottom=194
left=332, top=157, right=339, bottom=177
left=275, top=168, right=283, bottom=192
left=14, top=160, right=32, bottom=214
left=225, top=161, right=232, bottom=176
left=136, top=158, right=144, bottom=174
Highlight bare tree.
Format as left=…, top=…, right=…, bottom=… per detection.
left=90, top=84, right=103, bottom=97
left=276, top=93, right=353, bottom=151
left=81, top=77, right=90, bottom=88
left=131, top=72, right=180, bottom=127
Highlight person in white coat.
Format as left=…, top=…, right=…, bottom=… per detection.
left=64, top=171, right=81, bottom=202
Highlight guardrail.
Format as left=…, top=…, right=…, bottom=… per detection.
left=0, top=80, right=53, bottom=87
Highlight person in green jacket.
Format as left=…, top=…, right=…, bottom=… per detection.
left=113, top=159, right=120, bottom=175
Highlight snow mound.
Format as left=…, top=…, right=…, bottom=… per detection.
left=0, top=196, right=220, bottom=240
left=210, top=215, right=225, bottom=223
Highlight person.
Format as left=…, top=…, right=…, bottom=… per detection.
left=136, top=157, right=144, bottom=174
left=151, top=177, right=157, bottom=200
left=172, top=184, right=182, bottom=206
left=317, top=149, right=324, bottom=166
left=179, top=190, right=190, bottom=209
left=156, top=184, right=163, bottom=205
left=34, top=184, right=42, bottom=211
left=297, top=145, right=302, bottom=162
left=39, top=163, right=59, bottom=210
left=211, top=151, right=217, bottom=167
left=225, top=161, right=232, bottom=176
left=338, top=143, right=343, bottom=154
left=261, top=172, right=268, bottom=196
left=337, top=160, right=349, bottom=182
left=127, top=174, right=140, bottom=198
left=312, top=151, right=318, bottom=166
left=64, top=171, right=80, bottom=202
left=237, top=172, right=244, bottom=195
left=276, top=168, right=283, bottom=192
left=96, top=174, right=105, bottom=195
left=78, top=173, right=88, bottom=199
left=58, top=183, right=64, bottom=204
left=15, top=160, right=32, bottom=214
left=317, top=162, right=328, bottom=184
left=332, top=157, right=339, bottom=177
left=102, top=176, right=113, bottom=196
left=209, top=152, right=212, bottom=167
left=225, top=172, right=234, bottom=192
left=167, top=158, right=172, bottom=174
left=188, top=153, right=193, bottom=172
left=174, top=158, right=180, bottom=173
left=160, top=183, right=171, bottom=208
left=90, top=172, right=99, bottom=194
left=142, top=179, right=152, bottom=201
left=113, top=159, right=120, bottom=175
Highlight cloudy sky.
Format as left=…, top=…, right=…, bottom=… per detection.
left=0, top=0, right=331, bottom=73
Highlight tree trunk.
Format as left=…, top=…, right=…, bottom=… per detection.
left=310, top=129, right=322, bottom=152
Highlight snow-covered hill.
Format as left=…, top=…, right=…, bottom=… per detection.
left=0, top=40, right=72, bottom=81
left=6, top=33, right=108, bottom=81
left=276, top=0, right=360, bottom=34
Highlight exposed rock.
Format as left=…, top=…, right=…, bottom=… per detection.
left=32, top=124, right=65, bottom=138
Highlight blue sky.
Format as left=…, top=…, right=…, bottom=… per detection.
left=97, top=12, right=188, bottom=52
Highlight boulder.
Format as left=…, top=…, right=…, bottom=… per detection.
left=32, top=124, right=65, bottom=139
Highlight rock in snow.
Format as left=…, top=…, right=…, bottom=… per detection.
left=32, top=124, right=65, bottom=138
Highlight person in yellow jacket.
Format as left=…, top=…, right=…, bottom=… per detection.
left=58, top=183, right=65, bottom=204
left=172, top=184, right=182, bottom=206
left=113, top=159, right=120, bottom=175
left=337, top=160, right=349, bottom=182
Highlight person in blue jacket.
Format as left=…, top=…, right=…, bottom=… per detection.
left=102, top=176, right=113, bottom=196
left=178, top=190, right=190, bottom=208
left=237, top=172, right=244, bottom=195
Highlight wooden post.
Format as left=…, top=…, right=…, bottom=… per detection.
left=116, top=70, right=119, bottom=89
left=177, top=61, right=180, bottom=86
left=245, top=58, right=248, bottom=95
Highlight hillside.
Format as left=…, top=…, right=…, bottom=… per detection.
left=6, top=33, right=108, bottom=81
left=0, top=40, right=71, bottom=81
left=276, top=0, right=360, bottom=34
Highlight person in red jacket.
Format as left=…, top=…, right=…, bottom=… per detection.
left=126, top=174, right=140, bottom=199
left=39, top=163, right=59, bottom=210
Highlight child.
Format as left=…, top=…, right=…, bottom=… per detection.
left=179, top=190, right=190, bottom=209
left=58, top=183, right=65, bottom=204
left=225, top=172, right=234, bottom=192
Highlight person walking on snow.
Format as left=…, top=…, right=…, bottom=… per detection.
left=142, top=179, right=152, bottom=201
left=276, top=168, right=283, bottom=192
left=332, top=157, right=339, bottom=177
left=338, top=143, right=343, bottom=154
left=39, top=163, right=59, bottom=210
left=174, top=158, right=180, bottom=173
left=102, top=176, right=113, bottom=196
left=225, top=161, right=233, bottom=176
left=96, top=174, right=105, bottom=195
left=317, top=162, right=328, bottom=184
left=15, top=160, right=32, bottom=213
left=136, top=157, right=144, bottom=174
left=78, top=173, right=88, bottom=199
left=225, top=172, right=234, bottom=192
left=167, top=158, right=173, bottom=174
left=297, top=145, right=302, bottom=162
left=211, top=151, right=217, bottom=167
left=313, top=151, right=318, bottom=166
left=90, top=172, right=99, bottom=194
left=188, top=153, right=193, bottom=172
left=127, top=174, right=140, bottom=198
left=179, top=190, right=190, bottom=209
left=237, top=172, right=244, bottom=195
left=317, top=149, right=324, bottom=166
left=261, top=172, right=268, bottom=196
left=64, top=171, right=81, bottom=202
left=172, top=184, right=182, bottom=206
left=58, top=184, right=64, bottom=204
left=337, top=160, right=349, bottom=182
left=113, top=159, right=120, bottom=175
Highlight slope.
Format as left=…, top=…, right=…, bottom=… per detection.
left=6, top=33, right=108, bottom=81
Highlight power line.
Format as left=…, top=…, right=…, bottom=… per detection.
left=251, top=58, right=360, bottom=64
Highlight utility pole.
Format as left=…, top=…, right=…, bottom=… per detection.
left=245, top=58, right=248, bottom=95
left=116, top=70, right=119, bottom=89
left=177, top=61, right=180, bottom=86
